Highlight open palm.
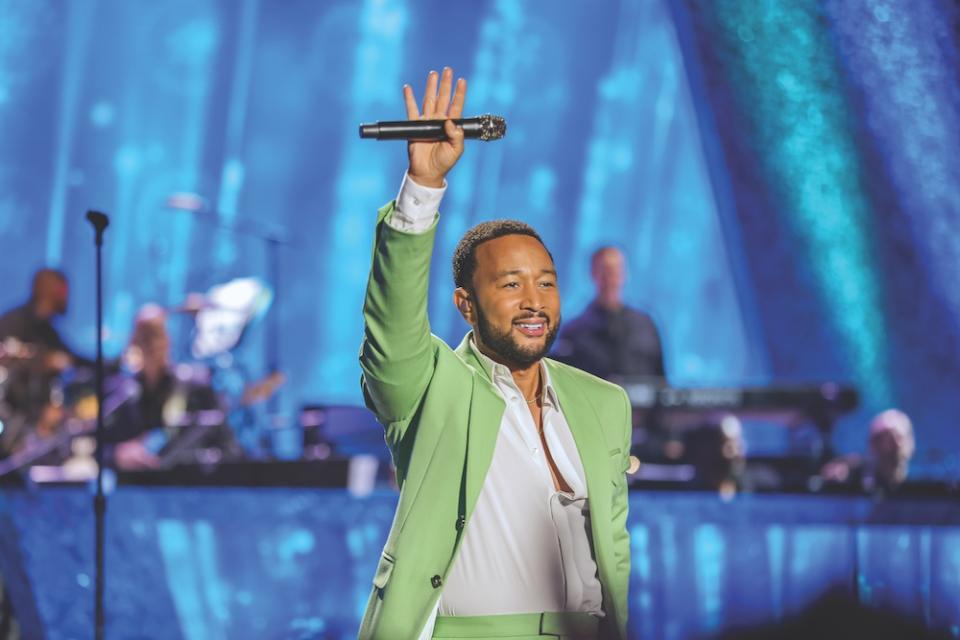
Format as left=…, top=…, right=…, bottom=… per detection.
left=404, top=67, right=468, bottom=188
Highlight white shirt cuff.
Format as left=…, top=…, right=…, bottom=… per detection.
left=387, top=173, right=446, bottom=232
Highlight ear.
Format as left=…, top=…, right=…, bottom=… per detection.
left=453, top=287, right=474, bottom=324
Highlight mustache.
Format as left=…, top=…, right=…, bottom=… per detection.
left=512, top=312, right=550, bottom=323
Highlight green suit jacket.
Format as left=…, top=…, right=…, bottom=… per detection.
left=358, top=202, right=632, bottom=639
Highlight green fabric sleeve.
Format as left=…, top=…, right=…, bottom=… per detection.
left=359, top=201, right=439, bottom=430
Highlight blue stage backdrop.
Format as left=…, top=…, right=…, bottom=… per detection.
left=2, top=487, right=959, bottom=639
left=0, top=0, right=957, bottom=476
left=670, top=0, right=960, bottom=475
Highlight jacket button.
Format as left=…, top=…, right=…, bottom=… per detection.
left=430, top=575, right=442, bottom=589
left=455, top=515, right=465, bottom=531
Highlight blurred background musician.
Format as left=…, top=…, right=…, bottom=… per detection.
left=820, top=408, right=916, bottom=495
left=106, top=304, right=241, bottom=471
left=0, top=269, right=96, bottom=458
left=552, top=246, right=666, bottom=382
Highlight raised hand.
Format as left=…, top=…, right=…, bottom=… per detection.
left=404, top=67, right=467, bottom=188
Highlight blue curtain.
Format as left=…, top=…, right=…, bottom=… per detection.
left=0, top=0, right=957, bottom=475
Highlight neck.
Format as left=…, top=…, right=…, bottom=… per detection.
left=473, top=337, right=543, bottom=401
left=142, top=364, right=167, bottom=389
left=31, top=301, right=53, bottom=320
left=509, top=362, right=542, bottom=402
left=595, top=293, right=623, bottom=312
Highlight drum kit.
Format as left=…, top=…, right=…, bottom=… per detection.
left=0, top=277, right=285, bottom=479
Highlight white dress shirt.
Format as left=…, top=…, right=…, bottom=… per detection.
left=386, top=174, right=603, bottom=638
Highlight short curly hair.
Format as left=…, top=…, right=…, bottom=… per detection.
left=452, top=219, right=553, bottom=290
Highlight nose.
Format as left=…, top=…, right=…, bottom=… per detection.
left=520, top=284, right=546, bottom=313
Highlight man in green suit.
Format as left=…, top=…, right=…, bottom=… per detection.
left=358, top=67, right=632, bottom=640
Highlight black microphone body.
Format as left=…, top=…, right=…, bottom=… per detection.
left=359, top=114, right=506, bottom=141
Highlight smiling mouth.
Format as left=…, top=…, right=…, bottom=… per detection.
left=514, top=320, right=547, bottom=338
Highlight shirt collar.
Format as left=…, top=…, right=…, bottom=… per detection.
left=468, top=335, right=558, bottom=408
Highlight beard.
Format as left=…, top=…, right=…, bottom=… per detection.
left=474, top=304, right=560, bottom=368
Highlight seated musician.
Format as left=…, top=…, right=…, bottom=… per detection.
left=820, top=409, right=915, bottom=494
left=106, top=304, right=241, bottom=470
left=0, top=269, right=93, bottom=456
left=0, top=269, right=89, bottom=369
left=681, top=417, right=746, bottom=497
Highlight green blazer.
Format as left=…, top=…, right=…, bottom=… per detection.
left=358, top=202, right=632, bottom=640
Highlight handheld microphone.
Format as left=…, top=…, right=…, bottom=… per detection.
left=359, top=114, right=506, bottom=141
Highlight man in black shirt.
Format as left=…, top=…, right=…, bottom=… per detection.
left=107, top=304, right=240, bottom=470
left=0, top=269, right=86, bottom=368
left=552, top=246, right=665, bottom=381
left=0, top=269, right=92, bottom=455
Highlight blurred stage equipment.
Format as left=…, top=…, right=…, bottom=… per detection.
left=621, top=381, right=858, bottom=425
left=226, top=370, right=286, bottom=458
left=162, top=280, right=282, bottom=459
left=166, top=194, right=292, bottom=416
left=0, top=338, right=38, bottom=456
left=619, top=379, right=859, bottom=477
left=300, top=404, right=388, bottom=463
left=114, top=459, right=353, bottom=488
left=0, top=337, right=101, bottom=468
left=107, top=402, right=383, bottom=496
left=0, top=337, right=41, bottom=362
left=299, top=405, right=384, bottom=496
left=0, top=338, right=69, bottom=454
left=0, top=377, right=138, bottom=478
left=188, top=278, right=273, bottom=359
left=358, top=114, right=507, bottom=141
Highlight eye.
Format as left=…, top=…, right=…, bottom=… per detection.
left=538, top=281, right=555, bottom=288
left=504, top=281, right=519, bottom=289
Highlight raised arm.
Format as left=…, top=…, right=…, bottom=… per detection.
left=359, top=68, right=467, bottom=428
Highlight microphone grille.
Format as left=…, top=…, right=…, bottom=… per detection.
left=477, top=114, right=506, bottom=141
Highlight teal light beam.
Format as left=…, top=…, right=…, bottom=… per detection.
left=318, top=0, right=409, bottom=403
left=711, top=1, right=893, bottom=408
left=430, top=0, right=525, bottom=341
left=46, top=2, right=93, bottom=264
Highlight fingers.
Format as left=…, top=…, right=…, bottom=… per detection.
left=444, top=118, right=464, bottom=153
left=410, top=67, right=466, bottom=120
left=421, top=70, right=439, bottom=118
left=436, top=67, right=453, bottom=116
left=449, top=77, right=467, bottom=119
left=403, top=84, right=420, bottom=119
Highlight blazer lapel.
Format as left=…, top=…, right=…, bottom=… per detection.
left=454, top=334, right=505, bottom=519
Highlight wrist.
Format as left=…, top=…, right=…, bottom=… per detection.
left=406, top=171, right=445, bottom=189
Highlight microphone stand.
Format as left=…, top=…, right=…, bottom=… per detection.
left=85, top=209, right=109, bottom=640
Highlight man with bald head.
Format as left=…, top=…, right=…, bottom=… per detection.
left=0, top=269, right=75, bottom=360
left=0, top=269, right=91, bottom=437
